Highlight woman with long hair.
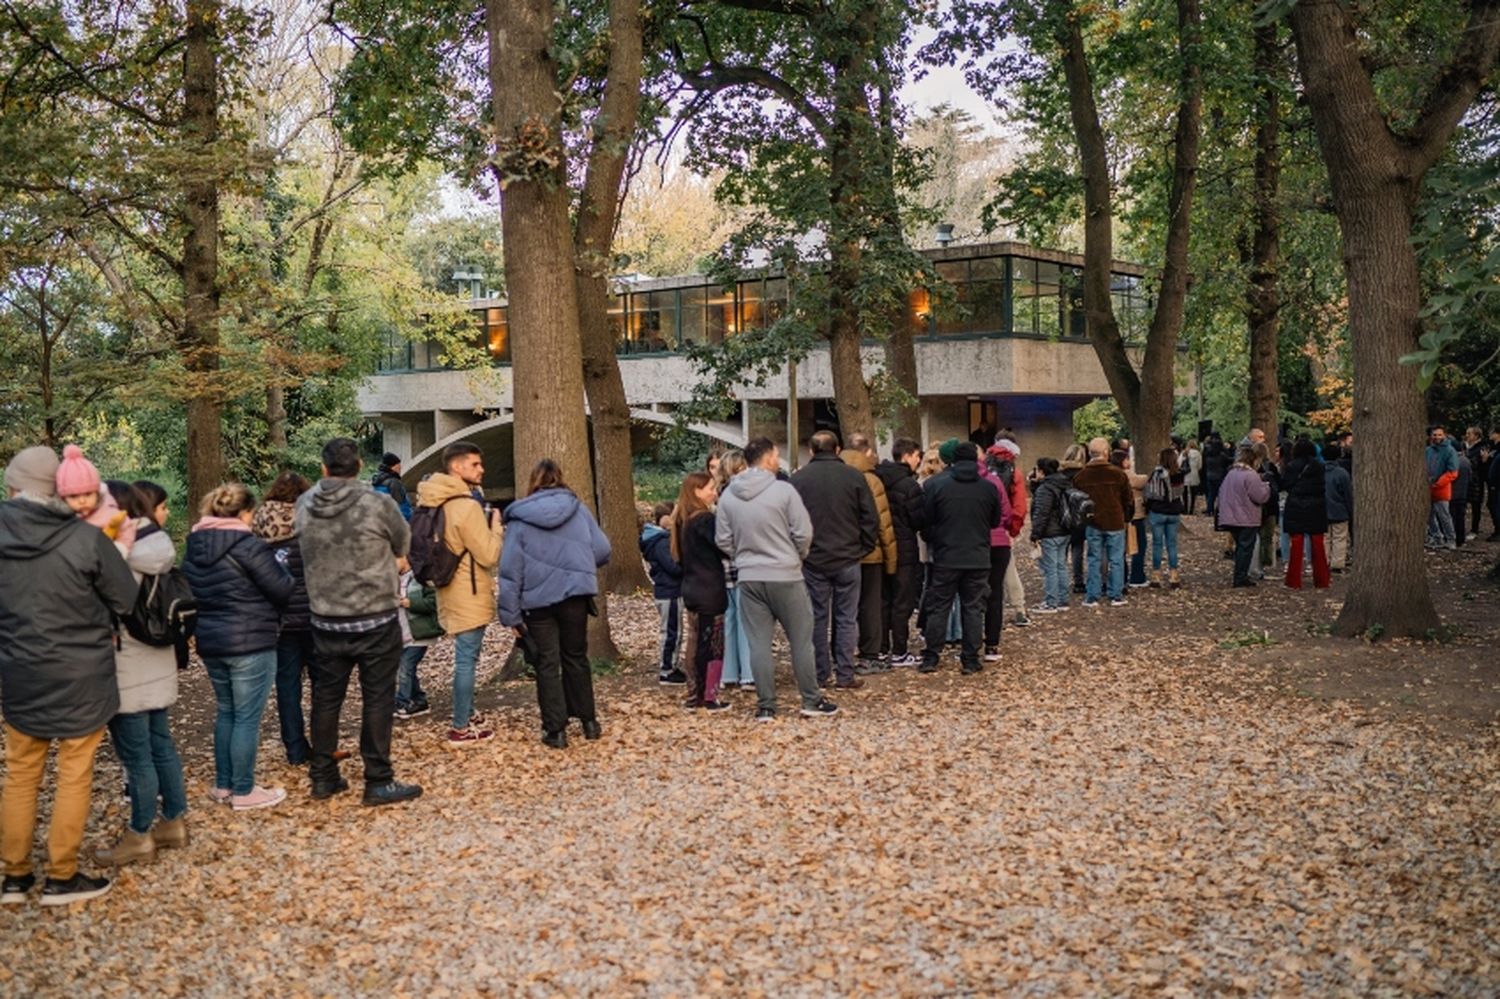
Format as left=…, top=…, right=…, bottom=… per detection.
left=1144, top=448, right=1187, bottom=588
left=498, top=460, right=612, bottom=748
left=1281, top=439, right=1331, bottom=588
left=672, top=471, right=729, bottom=710
left=182, top=483, right=294, bottom=810
left=714, top=450, right=755, bottom=690
left=250, top=470, right=314, bottom=765
left=1060, top=443, right=1089, bottom=595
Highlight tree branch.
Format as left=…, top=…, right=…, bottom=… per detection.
left=1398, top=0, right=1500, bottom=177
left=676, top=60, right=831, bottom=142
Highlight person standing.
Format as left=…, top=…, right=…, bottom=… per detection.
left=1143, top=449, right=1186, bottom=589
left=1182, top=438, right=1202, bottom=515
left=1115, top=450, right=1149, bottom=588
left=1464, top=427, right=1487, bottom=540
left=874, top=438, right=927, bottom=666
left=498, top=459, right=612, bottom=748
left=1323, top=443, right=1354, bottom=572
left=1425, top=426, right=1460, bottom=550
left=1451, top=447, right=1473, bottom=547
left=1201, top=434, right=1229, bottom=516
left=714, top=451, right=755, bottom=690
left=1218, top=447, right=1272, bottom=587
left=841, top=433, right=898, bottom=673
left=1028, top=457, right=1073, bottom=612
left=791, top=431, right=879, bottom=691
left=716, top=437, right=839, bottom=720
left=0, top=447, right=137, bottom=905
left=1059, top=443, right=1090, bottom=594
left=640, top=501, right=687, bottom=687
left=414, top=441, right=505, bottom=747
left=295, top=437, right=421, bottom=807
left=918, top=441, right=1001, bottom=674
left=1281, top=439, right=1331, bottom=588
left=95, top=482, right=189, bottom=867
left=1489, top=429, right=1500, bottom=541
left=988, top=439, right=1031, bottom=627
left=977, top=447, right=1016, bottom=662
left=671, top=472, right=728, bottom=711
left=184, top=484, right=294, bottom=812
left=371, top=453, right=412, bottom=520
left=395, top=569, right=439, bottom=718
left=1073, top=438, right=1133, bottom=607
left=251, top=471, right=315, bottom=766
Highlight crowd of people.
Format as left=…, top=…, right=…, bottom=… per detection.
left=2, top=420, right=1496, bottom=906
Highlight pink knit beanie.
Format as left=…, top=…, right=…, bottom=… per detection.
left=55, top=444, right=101, bottom=497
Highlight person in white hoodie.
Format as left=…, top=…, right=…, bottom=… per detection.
left=714, top=437, right=838, bottom=722
left=95, top=481, right=188, bottom=867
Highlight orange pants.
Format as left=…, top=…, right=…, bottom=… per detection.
left=1, top=724, right=106, bottom=880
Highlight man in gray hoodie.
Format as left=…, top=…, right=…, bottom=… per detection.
left=716, top=437, right=838, bottom=721
left=295, top=437, right=421, bottom=807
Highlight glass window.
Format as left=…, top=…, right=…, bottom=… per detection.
left=968, top=257, right=1005, bottom=334
left=737, top=279, right=764, bottom=332
left=705, top=285, right=734, bottom=343
left=640, top=289, right=677, bottom=351
left=908, top=287, right=932, bottom=337
left=485, top=307, right=509, bottom=363
left=609, top=291, right=632, bottom=354
left=1036, top=261, right=1062, bottom=338
left=1012, top=257, right=1039, bottom=335
left=933, top=260, right=969, bottom=335
left=680, top=285, right=707, bottom=346
left=764, top=277, right=788, bottom=327
left=1063, top=268, right=1086, bottom=338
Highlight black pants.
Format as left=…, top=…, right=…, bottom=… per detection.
left=1471, top=480, right=1486, bottom=535
left=921, top=565, right=989, bottom=668
left=310, top=621, right=401, bottom=787
left=1070, top=526, right=1086, bottom=590
left=1230, top=526, right=1259, bottom=586
left=857, top=563, right=885, bottom=659
left=525, top=596, right=596, bottom=736
left=882, top=562, right=922, bottom=656
left=1450, top=499, right=1467, bottom=545
left=1490, top=483, right=1500, bottom=535
left=983, top=546, right=1013, bottom=647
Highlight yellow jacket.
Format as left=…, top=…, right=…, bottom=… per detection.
left=842, top=451, right=898, bottom=573
left=415, top=473, right=503, bottom=635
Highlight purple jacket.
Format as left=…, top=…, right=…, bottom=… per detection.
left=1217, top=466, right=1271, bottom=528
left=978, top=466, right=1014, bottom=547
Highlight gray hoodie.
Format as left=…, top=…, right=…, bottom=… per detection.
left=716, top=467, right=813, bottom=583
left=295, top=477, right=411, bottom=620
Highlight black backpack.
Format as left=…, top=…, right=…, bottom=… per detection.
left=120, top=567, right=198, bottom=668
left=408, top=497, right=474, bottom=591
left=1058, top=486, right=1096, bottom=532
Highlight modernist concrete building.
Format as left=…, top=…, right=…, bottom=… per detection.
left=359, top=240, right=1164, bottom=498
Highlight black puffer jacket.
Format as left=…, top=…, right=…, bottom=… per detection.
left=874, top=459, right=926, bottom=565
left=921, top=461, right=1002, bottom=570
left=1029, top=473, right=1073, bottom=540
left=679, top=512, right=728, bottom=616
left=0, top=498, right=138, bottom=739
left=268, top=536, right=311, bottom=633
left=183, top=528, right=294, bottom=658
left=1281, top=458, right=1329, bottom=535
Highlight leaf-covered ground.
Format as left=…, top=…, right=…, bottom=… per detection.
left=3, top=519, right=1498, bottom=996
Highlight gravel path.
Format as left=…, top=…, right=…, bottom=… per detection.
left=2, top=527, right=1497, bottom=996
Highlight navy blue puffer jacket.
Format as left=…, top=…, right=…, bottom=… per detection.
left=183, top=526, right=294, bottom=657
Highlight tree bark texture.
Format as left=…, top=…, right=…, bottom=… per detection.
left=875, top=73, right=920, bottom=442
left=1059, top=0, right=1201, bottom=465
left=182, top=0, right=224, bottom=520
left=1246, top=22, right=1282, bottom=436
left=575, top=0, right=649, bottom=595
left=1290, top=0, right=1500, bottom=637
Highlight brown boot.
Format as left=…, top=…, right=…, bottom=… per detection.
left=96, top=828, right=156, bottom=867
left=1149, top=569, right=1163, bottom=588
left=153, top=816, right=189, bottom=850
left=1169, top=569, right=1182, bottom=589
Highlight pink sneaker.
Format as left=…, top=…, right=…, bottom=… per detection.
left=231, top=786, right=287, bottom=811
left=446, top=725, right=495, bottom=748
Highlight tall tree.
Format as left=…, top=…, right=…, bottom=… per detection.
left=1287, top=0, right=1500, bottom=637
left=1245, top=21, right=1282, bottom=435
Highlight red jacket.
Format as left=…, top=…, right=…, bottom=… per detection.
left=1430, top=470, right=1457, bottom=502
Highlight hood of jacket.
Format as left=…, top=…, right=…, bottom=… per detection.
left=0, top=496, right=79, bottom=560
left=640, top=523, right=668, bottom=547
left=303, top=476, right=368, bottom=520
left=128, top=524, right=177, bottom=575
left=841, top=450, right=876, bottom=475
left=874, top=459, right=913, bottom=488
left=727, top=467, right=779, bottom=502
left=949, top=460, right=980, bottom=483
left=186, top=526, right=252, bottom=566
left=416, top=471, right=476, bottom=508
left=506, top=488, right=582, bottom=530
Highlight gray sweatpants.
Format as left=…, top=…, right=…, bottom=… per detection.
left=737, top=579, right=823, bottom=715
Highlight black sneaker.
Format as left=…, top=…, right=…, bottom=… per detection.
left=310, top=776, right=350, bottom=800
left=362, top=780, right=423, bottom=807
left=754, top=708, right=776, bottom=723
left=394, top=702, right=430, bottom=721
left=658, top=670, right=687, bottom=687
left=800, top=698, right=839, bottom=718
left=917, top=658, right=939, bottom=674
left=1, top=872, right=35, bottom=905
left=961, top=664, right=983, bottom=675
left=853, top=657, right=889, bottom=676
left=40, top=872, right=111, bottom=906
left=702, top=700, right=731, bottom=712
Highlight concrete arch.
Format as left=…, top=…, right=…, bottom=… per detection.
left=404, top=409, right=745, bottom=499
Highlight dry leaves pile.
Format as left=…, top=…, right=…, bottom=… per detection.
left=1, top=522, right=1497, bottom=996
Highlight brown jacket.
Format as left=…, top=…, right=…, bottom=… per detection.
left=415, top=473, right=503, bottom=635
left=1072, top=459, right=1135, bottom=532
left=842, top=450, right=898, bottom=573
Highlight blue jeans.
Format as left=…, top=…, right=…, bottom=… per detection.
left=1085, top=527, right=1125, bottom=602
left=274, top=631, right=313, bottom=764
left=1148, top=512, right=1181, bottom=570
left=108, top=710, right=187, bottom=834
left=398, top=645, right=430, bottom=708
left=720, top=589, right=754, bottom=684
left=203, top=651, right=276, bottom=796
left=451, top=625, right=486, bottom=728
left=1039, top=536, right=1070, bottom=607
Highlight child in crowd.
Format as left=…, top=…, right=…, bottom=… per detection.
left=640, top=500, right=686, bottom=686
left=56, top=444, right=135, bottom=554
left=396, top=568, right=440, bottom=719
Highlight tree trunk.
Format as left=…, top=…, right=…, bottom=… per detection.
left=883, top=322, right=920, bottom=442
left=266, top=383, right=288, bottom=453
left=1059, top=0, right=1200, bottom=465
left=182, top=0, right=224, bottom=519
left=488, top=0, right=613, bottom=658
left=575, top=0, right=649, bottom=596
left=1246, top=22, right=1281, bottom=435
left=875, top=72, right=920, bottom=442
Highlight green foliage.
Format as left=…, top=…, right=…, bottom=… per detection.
left=1074, top=398, right=1125, bottom=443
left=1220, top=628, right=1276, bottom=650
